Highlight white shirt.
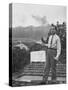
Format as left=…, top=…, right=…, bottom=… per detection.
left=46, top=34, right=61, bottom=58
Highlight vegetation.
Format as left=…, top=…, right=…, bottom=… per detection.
left=12, top=47, right=30, bottom=73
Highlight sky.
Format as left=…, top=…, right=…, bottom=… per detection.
left=12, top=3, right=66, bottom=27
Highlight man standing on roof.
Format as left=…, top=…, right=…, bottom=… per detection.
left=41, top=25, right=61, bottom=84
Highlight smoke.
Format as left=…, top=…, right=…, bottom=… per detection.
left=32, top=15, right=48, bottom=25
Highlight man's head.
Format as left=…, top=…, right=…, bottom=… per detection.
left=50, top=26, right=56, bottom=35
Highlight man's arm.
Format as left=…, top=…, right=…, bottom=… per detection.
left=41, top=37, right=46, bottom=43
left=54, top=37, right=61, bottom=60
left=41, top=36, right=51, bottom=47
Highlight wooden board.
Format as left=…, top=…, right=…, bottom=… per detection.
left=30, top=50, right=46, bottom=62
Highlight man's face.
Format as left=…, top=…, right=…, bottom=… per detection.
left=51, top=27, right=56, bottom=35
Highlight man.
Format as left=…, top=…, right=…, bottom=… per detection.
left=41, top=26, right=61, bottom=84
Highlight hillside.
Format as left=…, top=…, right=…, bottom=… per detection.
left=12, top=25, right=51, bottom=41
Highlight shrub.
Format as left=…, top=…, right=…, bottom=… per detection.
left=12, top=47, right=30, bottom=73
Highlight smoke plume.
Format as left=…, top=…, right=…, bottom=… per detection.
left=32, top=15, right=48, bottom=25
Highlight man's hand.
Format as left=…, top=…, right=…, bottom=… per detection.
left=54, top=56, right=59, bottom=61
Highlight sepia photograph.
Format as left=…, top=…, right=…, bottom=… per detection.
left=9, top=3, right=66, bottom=87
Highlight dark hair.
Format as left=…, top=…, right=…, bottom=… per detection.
left=51, top=25, right=57, bottom=31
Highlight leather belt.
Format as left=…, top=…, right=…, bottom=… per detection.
left=48, top=48, right=57, bottom=50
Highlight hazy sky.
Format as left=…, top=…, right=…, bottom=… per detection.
left=12, top=3, right=66, bottom=27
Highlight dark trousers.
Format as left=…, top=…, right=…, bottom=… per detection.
left=43, top=48, right=57, bottom=82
